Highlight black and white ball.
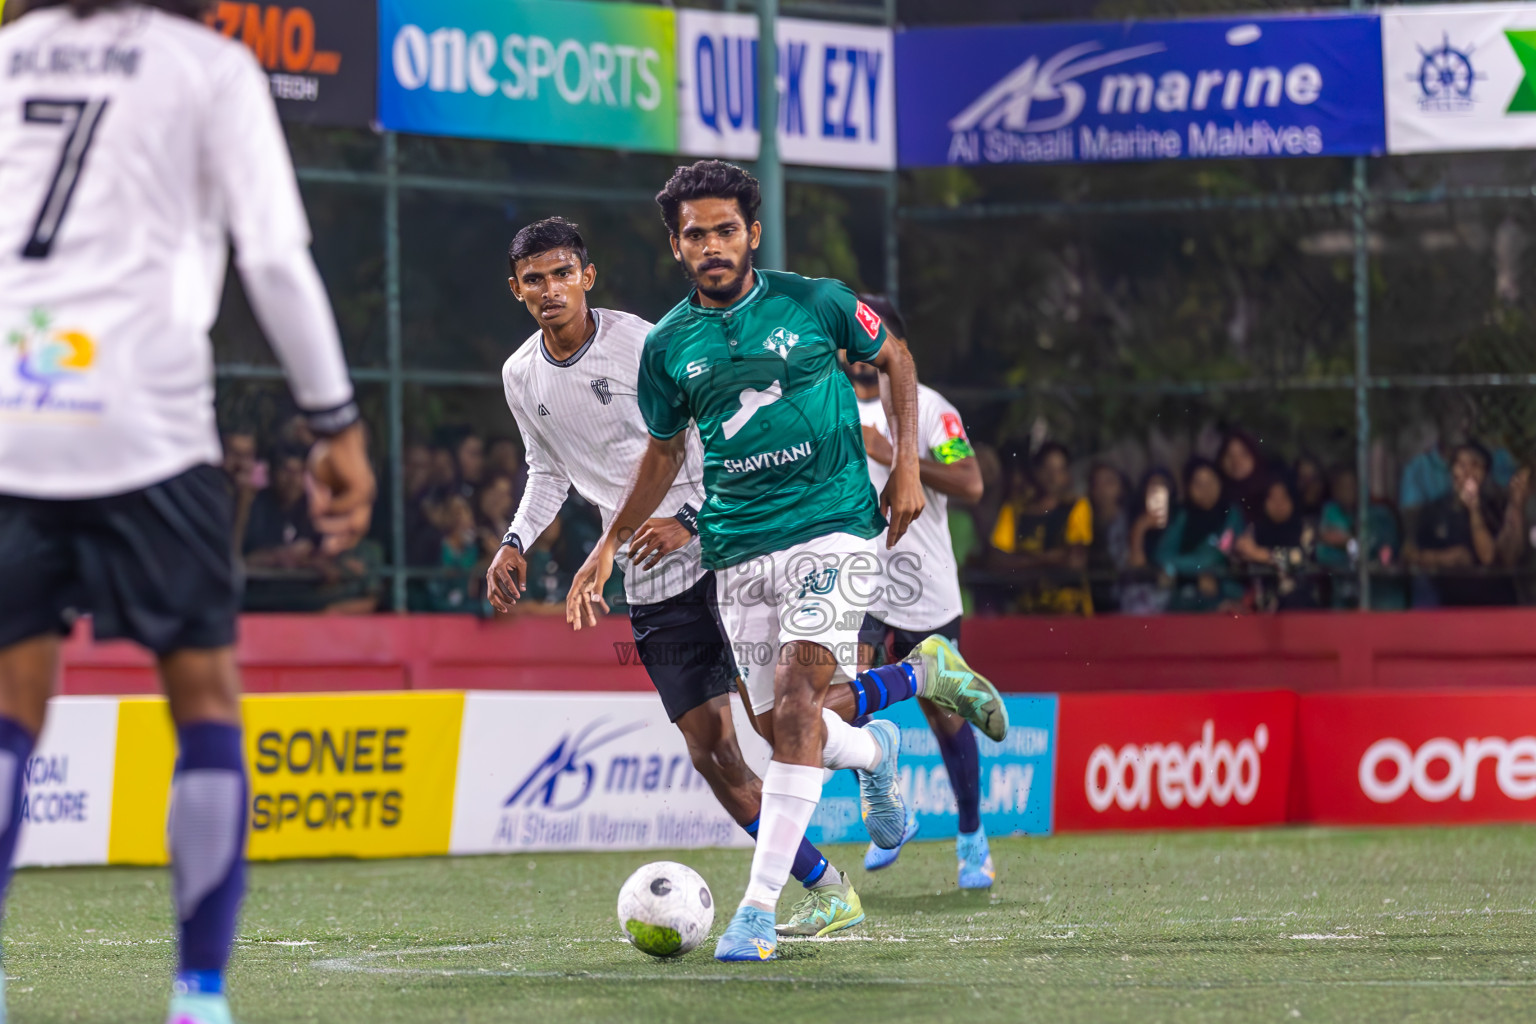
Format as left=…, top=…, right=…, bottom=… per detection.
left=616, top=861, right=714, bottom=957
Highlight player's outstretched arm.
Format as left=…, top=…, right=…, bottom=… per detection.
left=869, top=334, right=925, bottom=547
left=566, top=433, right=690, bottom=629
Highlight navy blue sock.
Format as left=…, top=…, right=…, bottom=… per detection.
left=171, top=722, right=247, bottom=985
left=935, top=723, right=982, bottom=834
left=846, top=663, right=917, bottom=718
left=0, top=718, right=35, bottom=921
left=743, top=816, right=829, bottom=888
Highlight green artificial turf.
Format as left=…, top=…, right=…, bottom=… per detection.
left=7, top=826, right=1536, bottom=1023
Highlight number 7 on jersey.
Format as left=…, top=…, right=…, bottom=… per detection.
left=20, top=97, right=109, bottom=260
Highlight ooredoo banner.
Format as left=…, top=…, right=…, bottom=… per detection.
left=16, top=698, right=118, bottom=868
left=676, top=10, right=895, bottom=170
left=449, top=692, right=750, bottom=854
left=1054, top=691, right=1296, bottom=830
left=1382, top=3, right=1536, bottom=154
left=378, top=0, right=676, bottom=153
left=206, top=0, right=376, bottom=127
left=896, top=13, right=1385, bottom=167
left=1296, top=691, right=1536, bottom=825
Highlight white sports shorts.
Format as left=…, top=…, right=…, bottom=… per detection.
left=714, top=531, right=879, bottom=715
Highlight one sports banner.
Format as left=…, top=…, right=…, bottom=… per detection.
left=1382, top=3, right=1536, bottom=154
left=378, top=0, right=676, bottom=153
left=205, top=1, right=376, bottom=127
left=895, top=13, right=1385, bottom=167
left=676, top=10, right=895, bottom=171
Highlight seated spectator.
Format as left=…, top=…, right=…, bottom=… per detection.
left=1155, top=458, right=1245, bottom=613
left=1294, top=454, right=1329, bottom=523
left=424, top=495, right=485, bottom=613
left=402, top=442, right=443, bottom=568
left=455, top=432, right=486, bottom=498
left=1219, top=429, right=1270, bottom=524
left=221, top=430, right=261, bottom=555
left=487, top=437, right=528, bottom=499
left=1087, top=462, right=1131, bottom=614
left=1402, top=442, right=1524, bottom=607
left=243, top=447, right=317, bottom=570
left=1123, top=467, right=1177, bottom=615
left=519, top=515, right=575, bottom=614
left=1317, top=465, right=1404, bottom=610
left=988, top=442, right=1093, bottom=615
left=1235, top=476, right=1320, bottom=611
left=475, top=475, right=517, bottom=558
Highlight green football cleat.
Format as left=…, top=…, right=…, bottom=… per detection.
left=907, top=635, right=1009, bottom=742
left=775, top=880, right=866, bottom=937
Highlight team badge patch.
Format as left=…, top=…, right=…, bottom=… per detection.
left=854, top=301, right=882, bottom=340
left=941, top=411, right=967, bottom=439
left=590, top=378, right=612, bottom=405
left=762, top=327, right=799, bottom=359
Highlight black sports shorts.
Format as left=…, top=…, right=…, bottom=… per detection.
left=857, top=612, right=963, bottom=666
left=629, top=570, right=737, bottom=722
left=0, top=464, right=239, bottom=655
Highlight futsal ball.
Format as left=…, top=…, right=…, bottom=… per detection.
left=616, top=861, right=715, bottom=957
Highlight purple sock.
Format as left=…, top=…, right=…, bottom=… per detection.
left=743, top=817, right=830, bottom=887
left=935, top=723, right=982, bottom=834
left=847, top=663, right=917, bottom=718
left=0, top=718, right=34, bottom=918
left=171, top=723, right=247, bottom=984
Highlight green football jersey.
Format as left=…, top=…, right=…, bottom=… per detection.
left=638, top=269, right=889, bottom=569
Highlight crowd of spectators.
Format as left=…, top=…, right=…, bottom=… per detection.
left=965, top=428, right=1534, bottom=616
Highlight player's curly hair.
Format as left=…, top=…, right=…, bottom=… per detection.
left=507, top=217, right=589, bottom=275
left=26, top=0, right=211, bottom=18
left=654, top=160, right=762, bottom=237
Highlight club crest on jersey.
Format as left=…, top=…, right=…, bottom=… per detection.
left=590, top=378, right=612, bottom=405
left=796, top=567, right=839, bottom=599
left=762, top=327, right=800, bottom=360
left=2, top=308, right=103, bottom=416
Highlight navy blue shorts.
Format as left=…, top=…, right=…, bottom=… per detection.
left=629, top=571, right=737, bottom=722
left=857, top=613, right=963, bottom=666
left=0, top=464, right=239, bottom=655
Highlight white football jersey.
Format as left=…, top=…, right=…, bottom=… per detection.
left=0, top=4, right=353, bottom=499
left=503, top=308, right=708, bottom=606
left=860, top=385, right=971, bottom=631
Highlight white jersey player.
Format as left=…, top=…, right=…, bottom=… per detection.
left=847, top=295, right=997, bottom=892
left=0, top=3, right=374, bottom=1022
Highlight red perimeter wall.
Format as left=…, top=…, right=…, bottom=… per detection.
left=56, top=609, right=1536, bottom=696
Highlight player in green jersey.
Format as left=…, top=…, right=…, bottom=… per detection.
left=567, top=160, right=932, bottom=962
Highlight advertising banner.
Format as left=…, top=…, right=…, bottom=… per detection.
left=205, top=1, right=376, bottom=127
left=450, top=692, right=749, bottom=854
left=108, top=694, right=463, bottom=865
left=1297, top=691, right=1536, bottom=825
left=378, top=0, right=676, bottom=153
left=1383, top=3, right=1536, bottom=154
left=766, top=695, right=1058, bottom=847
left=1054, top=691, right=1296, bottom=831
left=896, top=14, right=1385, bottom=168
left=676, top=11, right=895, bottom=170
left=16, top=698, right=119, bottom=868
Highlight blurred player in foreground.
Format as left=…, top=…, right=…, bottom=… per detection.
left=0, top=2, right=374, bottom=1022
left=847, top=296, right=997, bottom=890
left=567, top=160, right=1007, bottom=962
left=485, top=216, right=866, bottom=934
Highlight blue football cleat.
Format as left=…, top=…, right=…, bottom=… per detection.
left=863, top=810, right=919, bottom=872
left=857, top=719, right=907, bottom=850
left=957, top=827, right=996, bottom=890
left=714, top=905, right=778, bottom=962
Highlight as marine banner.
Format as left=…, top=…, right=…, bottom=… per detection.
left=895, top=13, right=1385, bottom=167
left=1382, top=3, right=1536, bottom=154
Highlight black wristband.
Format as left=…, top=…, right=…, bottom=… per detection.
left=304, top=399, right=361, bottom=438
left=501, top=530, right=523, bottom=552
left=674, top=503, right=699, bottom=536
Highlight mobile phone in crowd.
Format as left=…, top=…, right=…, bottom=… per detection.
left=1147, top=484, right=1169, bottom=528
left=250, top=459, right=270, bottom=490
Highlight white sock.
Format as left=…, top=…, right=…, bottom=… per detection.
left=820, top=708, right=881, bottom=772
left=741, top=761, right=822, bottom=912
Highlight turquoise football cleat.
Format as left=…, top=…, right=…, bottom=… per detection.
left=166, top=992, right=234, bottom=1024
left=863, top=810, right=919, bottom=872
left=714, top=905, right=778, bottom=962
left=857, top=719, right=907, bottom=850
left=957, top=827, right=996, bottom=890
